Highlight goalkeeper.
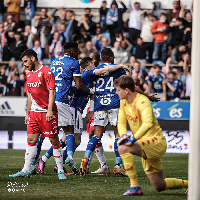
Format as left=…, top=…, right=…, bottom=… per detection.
left=114, top=75, right=188, bottom=196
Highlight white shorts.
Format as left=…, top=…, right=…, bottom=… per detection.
left=56, top=101, right=74, bottom=127
left=70, top=107, right=83, bottom=134
left=94, top=108, right=119, bottom=127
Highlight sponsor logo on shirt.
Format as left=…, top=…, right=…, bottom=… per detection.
left=27, top=80, right=41, bottom=88
left=126, top=115, right=138, bottom=122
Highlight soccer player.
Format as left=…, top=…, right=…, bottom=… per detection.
left=38, top=56, right=127, bottom=174
left=9, top=49, right=66, bottom=179
left=80, top=48, right=128, bottom=176
left=38, top=42, right=94, bottom=175
left=114, top=75, right=188, bottom=196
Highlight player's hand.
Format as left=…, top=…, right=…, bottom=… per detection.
left=85, top=111, right=94, bottom=124
left=147, top=93, right=160, bottom=102
left=46, top=110, right=53, bottom=122
left=117, top=134, right=132, bottom=146
left=24, top=115, right=29, bottom=124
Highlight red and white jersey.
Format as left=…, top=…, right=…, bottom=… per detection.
left=26, top=65, right=57, bottom=112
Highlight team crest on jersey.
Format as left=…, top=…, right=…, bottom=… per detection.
left=27, top=74, right=30, bottom=77
left=141, top=101, right=145, bottom=104
left=38, top=72, right=42, bottom=77
left=48, top=71, right=52, bottom=74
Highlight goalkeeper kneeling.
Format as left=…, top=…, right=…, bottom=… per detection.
left=114, top=75, right=188, bottom=196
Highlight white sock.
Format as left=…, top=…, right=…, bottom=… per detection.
left=22, top=145, right=37, bottom=173
left=53, top=146, right=64, bottom=173
left=42, top=155, right=49, bottom=163
left=87, top=151, right=94, bottom=169
left=95, top=142, right=108, bottom=169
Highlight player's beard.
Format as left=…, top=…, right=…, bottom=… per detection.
left=30, top=60, right=35, bottom=71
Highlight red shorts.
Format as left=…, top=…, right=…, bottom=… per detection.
left=27, top=111, right=59, bottom=137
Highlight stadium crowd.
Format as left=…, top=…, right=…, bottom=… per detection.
left=0, top=0, right=192, bottom=100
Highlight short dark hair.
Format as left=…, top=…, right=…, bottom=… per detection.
left=153, top=64, right=160, bottom=69
left=64, top=42, right=78, bottom=53
left=90, top=52, right=100, bottom=61
left=101, top=48, right=114, bottom=62
left=114, top=75, right=135, bottom=92
left=160, top=13, right=167, bottom=17
left=168, top=71, right=176, bottom=76
left=85, top=7, right=91, bottom=11
left=20, top=49, right=38, bottom=61
left=80, top=57, right=93, bottom=70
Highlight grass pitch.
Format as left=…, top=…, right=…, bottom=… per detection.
left=0, top=149, right=188, bottom=200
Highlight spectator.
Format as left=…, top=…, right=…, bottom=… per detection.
left=0, top=0, right=5, bottom=23
left=94, top=36, right=112, bottom=54
left=23, top=24, right=34, bottom=49
left=5, top=15, right=18, bottom=32
left=170, top=43, right=189, bottom=65
left=170, top=0, right=180, bottom=21
left=139, top=10, right=156, bottom=63
left=132, top=72, right=144, bottom=91
left=112, top=41, right=128, bottom=64
left=5, top=0, right=21, bottom=24
left=131, top=61, right=148, bottom=86
left=151, top=13, right=168, bottom=61
left=49, top=31, right=62, bottom=62
left=0, top=65, right=7, bottom=96
left=5, top=60, right=18, bottom=76
left=164, top=71, right=182, bottom=101
left=78, top=14, right=96, bottom=37
left=9, top=31, right=27, bottom=61
left=34, top=8, right=52, bottom=38
left=120, top=33, right=133, bottom=59
left=167, top=17, right=184, bottom=47
left=85, top=8, right=95, bottom=22
left=128, top=0, right=142, bottom=45
left=6, top=71, right=24, bottom=96
left=134, top=37, right=152, bottom=66
left=81, top=41, right=96, bottom=57
left=183, top=54, right=191, bottom=99
left=0, top=23, right=5, bottom=44
left=147, top=64, right=167, bottom=101
left=99, top=1, right=108, bottom=32
left=150, top=1, right=166, bottom=20
left=24, top=0, right=37, bottom=24
left=74, top=27, right=91, bottom=44
left=106, top=0, right=127, bottom=46
left=49, top=24, right=65, bottom=46
left=32, top=40, right=44, bottom=62
left=50, top=8, right=68, bottom=28
left=91, top=27, right=102, bottom=44
left=64, top=10, right=79, bottom=42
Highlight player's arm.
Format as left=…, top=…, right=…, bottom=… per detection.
left=46, top=89, right=56, bottom=122
left=135, top=85, right=160, bottom=102
left=73, top=76, right=94, bottom=94
left=94, top=64, right=129, bottom=75
left=117, top=101, right=128, bottom=137
left=85, top=94, right=94, bottom=124
left=25, top=93, right=31, bottom=124
left=133, top=98, right=154, bottom=140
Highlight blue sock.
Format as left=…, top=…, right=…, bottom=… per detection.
left=114, top=137, right=122, bottom=165
left=32, top=137, right=44, bottom=165
left=63, top=148, right=68, bottom=163
left=44, top=146, right=53, bottom=160
left=65, top=133, right=76, bottom=158
left=84, top=135, right=100, bottom=158
left=60, top=138, right=66, bottom=148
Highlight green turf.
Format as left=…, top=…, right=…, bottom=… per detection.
left=0, top=149, right=188, bottom=200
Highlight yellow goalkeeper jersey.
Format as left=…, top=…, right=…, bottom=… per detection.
left=117, top=93, right=163, bottom=139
